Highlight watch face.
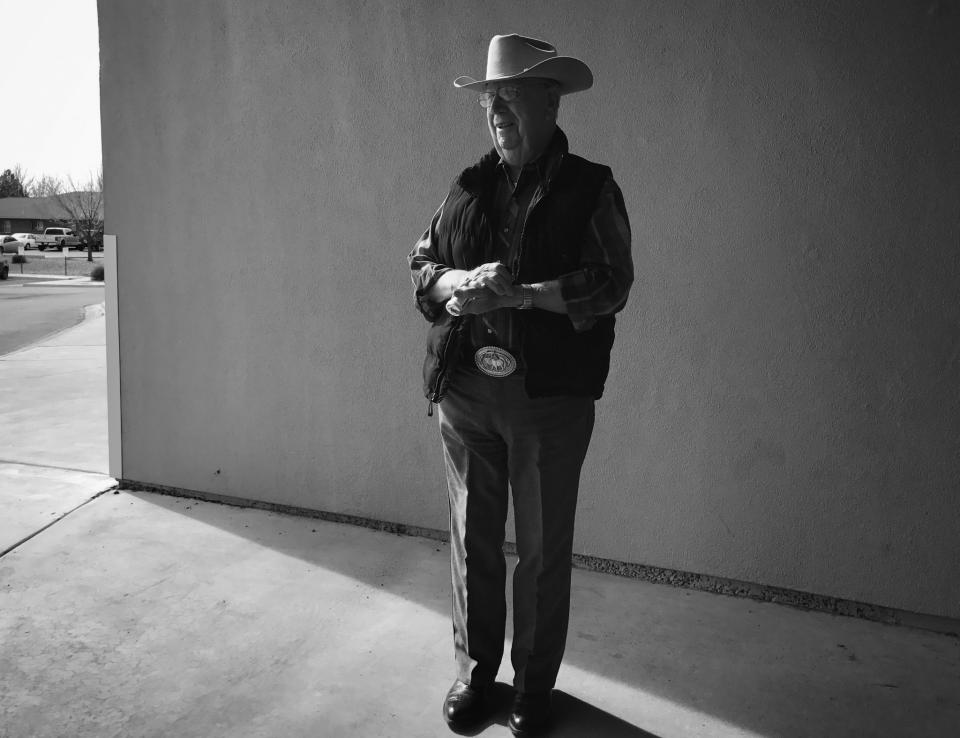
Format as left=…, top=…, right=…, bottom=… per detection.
left=474, top=346, right=517, bottom=377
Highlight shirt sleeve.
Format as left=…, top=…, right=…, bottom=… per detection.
left=557, top=176, right=634, bottom=332
left=407, top=197, right=453, bottom=323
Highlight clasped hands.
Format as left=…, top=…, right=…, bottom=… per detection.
left=446, top=262, right=519, bottom=316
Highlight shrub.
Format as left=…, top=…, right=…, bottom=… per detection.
left=11, top=254, right=27, bottom=264
left=90, top=265, right=105, bottom=281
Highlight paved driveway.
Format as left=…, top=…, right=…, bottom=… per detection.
left=0, top=281, right=105, bottom=355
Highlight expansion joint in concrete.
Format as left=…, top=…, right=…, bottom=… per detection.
left=0, top=484, right=118, bottom=559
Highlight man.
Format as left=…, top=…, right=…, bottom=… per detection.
left=408, top=34, right=633, bottom=736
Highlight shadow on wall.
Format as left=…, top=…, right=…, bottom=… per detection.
left=129, top=490, right=960, bottom=738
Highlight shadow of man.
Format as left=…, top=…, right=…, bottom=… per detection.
left=448, top=683, right=662, bottom=737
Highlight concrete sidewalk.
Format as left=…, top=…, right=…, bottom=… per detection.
left=1, top=314, right=958, bottom=737
left=0, top=302, right=114, bottom=557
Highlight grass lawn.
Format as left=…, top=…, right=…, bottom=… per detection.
left=4, top=252, right=105, bottom=278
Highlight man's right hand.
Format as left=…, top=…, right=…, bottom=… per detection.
left=461, top=262, right=514, bottom=296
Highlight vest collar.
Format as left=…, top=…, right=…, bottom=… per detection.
left=457, top=127, right=569, bottom=197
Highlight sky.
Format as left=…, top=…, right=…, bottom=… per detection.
left=0, top=0, right=101, bottom=187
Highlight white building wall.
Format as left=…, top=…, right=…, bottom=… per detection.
left=99, top=0, right=960, bottom=619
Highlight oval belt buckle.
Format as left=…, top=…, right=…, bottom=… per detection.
left=474, top=346, right=517, bottom=378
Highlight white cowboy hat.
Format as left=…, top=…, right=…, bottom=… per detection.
left=454, top=34, right=593, bottom=95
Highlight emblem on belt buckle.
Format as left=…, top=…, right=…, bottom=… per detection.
left=474, top=346, right=516, bottom=377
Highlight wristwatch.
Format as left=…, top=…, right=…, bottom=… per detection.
left=518, top=284, right=534, bottom=310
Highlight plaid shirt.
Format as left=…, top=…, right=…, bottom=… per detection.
left=409, top=141, right=633, bottom=333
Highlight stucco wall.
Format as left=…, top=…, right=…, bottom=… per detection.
left=99, top=0, right=960, bottom=619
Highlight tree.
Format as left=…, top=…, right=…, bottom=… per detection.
left=30, top=174, right=63, bottom=198
left=0, top=166, right=30, bottom=198
left=54, top=170, right=103, bottom=262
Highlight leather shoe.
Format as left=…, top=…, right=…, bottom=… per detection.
left=443, top=679, right=490, bottom=729
left=509, top=691, right=552, bottom=736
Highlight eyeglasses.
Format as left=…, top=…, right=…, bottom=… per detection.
left=477, top=85, right=522, bottom=108
left=476, top=82, right=550, bottom=108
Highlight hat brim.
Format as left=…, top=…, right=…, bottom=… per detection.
left=453, top=56, right=593, bottom=95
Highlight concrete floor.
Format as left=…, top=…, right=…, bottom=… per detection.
left=2, top=303, right=959, bottom=737
left=1, top=490, right=959, bottom=738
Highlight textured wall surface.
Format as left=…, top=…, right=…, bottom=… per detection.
left=99, top=0, right=960, bottom=618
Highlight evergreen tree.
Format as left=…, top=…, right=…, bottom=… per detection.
left=0, top=168, right=28, bottom=198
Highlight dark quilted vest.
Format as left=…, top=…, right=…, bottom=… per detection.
left=422, top=136, right=616, bottom=401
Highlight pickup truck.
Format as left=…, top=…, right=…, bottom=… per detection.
left=35, top=227, right=82, bottom=251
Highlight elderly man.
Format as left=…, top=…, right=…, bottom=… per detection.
left=408, top=34, right=633, bottom=736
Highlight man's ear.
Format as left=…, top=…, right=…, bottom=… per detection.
left=546, top=88, right=561, bottom=119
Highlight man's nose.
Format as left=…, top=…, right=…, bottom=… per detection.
left=490, top=93, right=509, bottom=112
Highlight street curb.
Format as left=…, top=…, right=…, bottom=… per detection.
left=7, top=274, right=104, bottom=287
left=21, top=279, right=104, bottom=288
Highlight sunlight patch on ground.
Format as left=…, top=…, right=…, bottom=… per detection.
left=554, top=663, right=767, bottom=738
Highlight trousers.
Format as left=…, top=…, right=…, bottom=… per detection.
left=438, top=369, right=595, bottom=693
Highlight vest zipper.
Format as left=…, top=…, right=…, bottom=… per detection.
left=430, top=316, right=461, bottom=404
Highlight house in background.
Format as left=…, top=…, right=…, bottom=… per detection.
left=0, top=196, right=68, bottom=234
left=0, top=195, right=103, bottom=234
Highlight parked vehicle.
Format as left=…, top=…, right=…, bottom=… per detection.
left=1, top=235, right=21, bottom=254
left=10, top=233, right=39, bottom=250
left=35, top=227, right=81, bottom=251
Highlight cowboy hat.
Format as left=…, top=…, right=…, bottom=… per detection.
left=454, top=34, right=593, bottom=95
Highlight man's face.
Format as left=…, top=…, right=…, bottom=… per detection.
left=486, top=79, right=559, bottom=170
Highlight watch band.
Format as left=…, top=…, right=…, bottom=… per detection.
left=519, top=284, right=534, bottom=310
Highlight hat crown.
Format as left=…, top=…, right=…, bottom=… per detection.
left=453, top=33, right=593, bottom=95
left=485, top=34, right=557, bottom=82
